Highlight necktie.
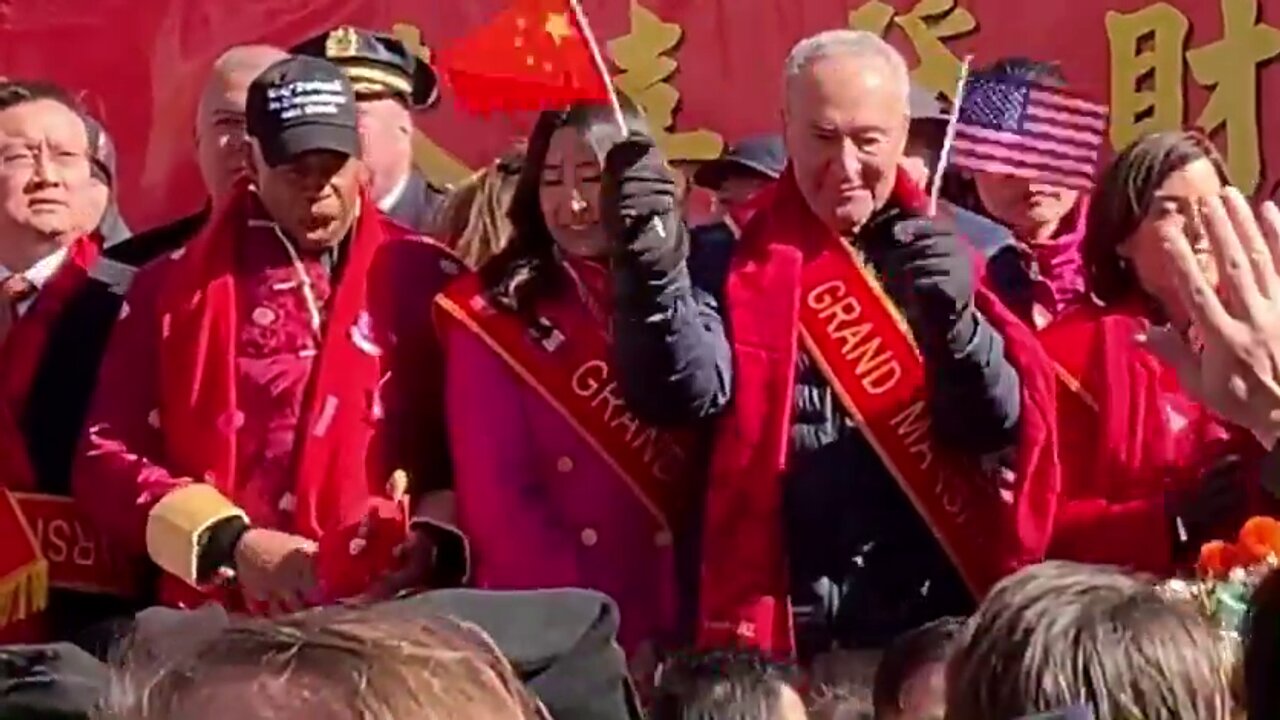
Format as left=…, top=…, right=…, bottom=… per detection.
left=0, top=274, right=36, bottom=347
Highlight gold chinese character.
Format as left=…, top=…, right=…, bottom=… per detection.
left=607, top=1, right=724, bottom=162
left=1107, top=0, right=1280, bottom=194
left=392, top=22, right=475, bottom=187
left=1186, top=0, right=1280, bottom=194
left=1105, top=4, right=1188, bottom=153
left=849, top=0, right=977, bottom=101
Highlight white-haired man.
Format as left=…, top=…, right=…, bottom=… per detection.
left=108, top=44, right=288, bottom=267
left=599, top=30, right=1059, bottom=657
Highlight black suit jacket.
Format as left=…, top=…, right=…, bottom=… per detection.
left=104, top=207, right=209, bottom=269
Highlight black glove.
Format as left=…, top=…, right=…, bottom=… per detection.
left=1167, top=454, right=1248, bottom=555
left=869, top=217, right=976, bottom=347
left=601, top=133, right=680, bottom=247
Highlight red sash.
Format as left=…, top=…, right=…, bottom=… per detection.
left=11, top=493, right=142, bottom=597
left=698, top=168, right=1060, bottom=655
left=798, top=237, right=998, bottom=595
left=0, top=490, right=44, bottom=636
left=434, top=273, right=698, bottom=530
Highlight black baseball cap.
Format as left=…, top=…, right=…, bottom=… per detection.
left=693, top=135, right=787, bottom=190
left=245, top=55, right=360, bottom=167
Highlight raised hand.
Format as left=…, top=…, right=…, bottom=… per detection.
left=1144, top=188, right=1280, bottom=445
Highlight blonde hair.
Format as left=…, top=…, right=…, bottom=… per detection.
left=437, top=146, right=524, bottom=268
left=101, top=605, right=548, bottom=720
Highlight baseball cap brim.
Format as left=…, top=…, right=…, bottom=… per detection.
left=257, top=123, right=360, bottom=167
left=694, top=157, right=782, bottom=190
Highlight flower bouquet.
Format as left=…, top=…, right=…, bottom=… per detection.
left=1158, top=517, right=1280, bottom=639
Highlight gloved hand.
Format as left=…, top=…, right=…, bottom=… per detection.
left=601, top=132, right=680, bottom=247
left=1167, top=454, right=1249, bottom=554
left=870, top=217, right=976, bottom=343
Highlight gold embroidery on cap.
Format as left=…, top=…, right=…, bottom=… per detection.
left=326, top=26, right=360, bottom=59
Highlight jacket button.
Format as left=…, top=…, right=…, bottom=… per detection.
left=556, top=456, right=574, bottom=473
left=580, top=528, right=598, bottom=547
left=252, top=306, right=277, bottom=327
left=654, top=531, right=673, bottom=548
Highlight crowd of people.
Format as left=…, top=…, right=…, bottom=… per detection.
left=6, top=18, right=1280, bottom=720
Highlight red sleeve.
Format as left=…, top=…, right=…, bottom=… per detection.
left=1050, top=495, right=1174, bottom=575
left=73, top=258, right=189, bottom=554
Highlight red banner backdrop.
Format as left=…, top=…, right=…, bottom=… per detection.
left=1, top=0, right=1278, bottom=232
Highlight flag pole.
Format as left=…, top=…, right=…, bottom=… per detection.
left=929, top=55, right=973, bottom=217
left=565, top=0, right=666, bottom=238
left=565, top=0, right=628, bottom=135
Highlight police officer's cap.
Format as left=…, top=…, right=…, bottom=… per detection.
left=292, top=26, right=439, bottom=109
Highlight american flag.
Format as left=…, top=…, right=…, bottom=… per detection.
left=950, top=73, right=1109, bottom=191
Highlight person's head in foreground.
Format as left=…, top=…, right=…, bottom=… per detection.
left=196, top=44, right=290, bottom=203
left=872, top=616, right=965, bottom=720
left=100, top=606, right=547, bottom=720
left=244, top=54, right=366, bottom=252
left=946, top=561, right=1232, bottom=720
left=963, top=57, right=1081, bottom=244
left=651, top=648, right=807, bottom=720
left=782, top=29, right=910, bottom=238
left=0, top=80, right=91, bottom=273
left=1083, top=130, right=1229, bottom=326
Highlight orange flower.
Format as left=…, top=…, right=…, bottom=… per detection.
left=1237, top=516, right=1280, bottom=564
left=1198, top=540, right=1243, bottom=579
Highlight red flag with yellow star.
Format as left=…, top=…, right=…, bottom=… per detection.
left=439, top=0, right=612, bottom=114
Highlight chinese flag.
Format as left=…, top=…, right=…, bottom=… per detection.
left=439, top=0, right=613, bottom=114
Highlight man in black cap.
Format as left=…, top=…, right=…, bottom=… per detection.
left=74, top=55, right=460, bottom=619
left=293, top=26, right=448, bottom=233
left=692, top=134, right=786, bottom=238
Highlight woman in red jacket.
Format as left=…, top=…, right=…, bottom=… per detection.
left=1041, top=130, right=1265, bottom=574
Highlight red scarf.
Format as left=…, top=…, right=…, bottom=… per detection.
left=1041, top=302, right=1261, bottom=572
left=698, top=168, right=1061, bottom=655
left=156, top=183, right=387, bottom=541
left=0, top=236, right=98, bottom=491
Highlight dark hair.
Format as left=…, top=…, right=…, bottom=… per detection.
left=939, top=57, right=1066, bottom=215
left=872, top=616, right=965, bottom=713
left=0, top=80, right=84, bottom=116
left=947, top=561, right=1232, bottom=720
left=651, top=648, right=800, bottom=720
left=1083, top=130, right=1229, bottom=305
left=983, top=56, right=1066, bottom=86
left=478, top=99, right=646, bottom=331
left=1244, top=568, right=1280, bottom=719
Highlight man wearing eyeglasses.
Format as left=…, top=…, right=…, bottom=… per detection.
left=0, top=80, right=142, bottom=648
left=107, top=44, right=288, bottom=268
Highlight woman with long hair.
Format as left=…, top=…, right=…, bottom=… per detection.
left=434, top=146, right=524, bottom=268
left=432, top=101, right=699, bottom=663
left=1040, top=130, right=1268, bottom=574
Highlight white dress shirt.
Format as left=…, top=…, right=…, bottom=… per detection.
left=0, top=245, right=70, bottom=316
left=377, top=173, right=411, bottom=213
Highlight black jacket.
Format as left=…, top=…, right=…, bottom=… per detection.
left=611, top=200, right=1022, bottom=652
left=104, top=207, right=209, bottom=269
